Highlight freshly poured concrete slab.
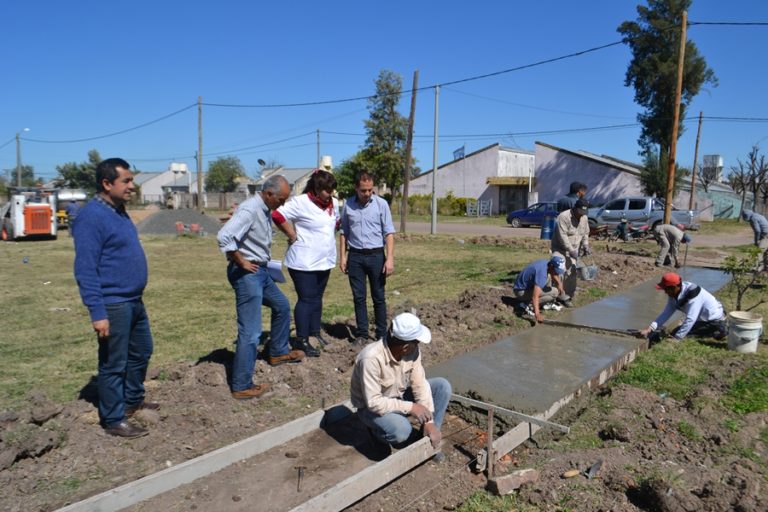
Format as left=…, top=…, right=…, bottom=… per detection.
left=429, top=324, right=644, bottom=414
left=557, top=266, right=730, bottom=332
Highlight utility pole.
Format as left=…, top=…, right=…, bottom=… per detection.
left=316, top=129, right=320, bottom=168
left=664, top=10, right=687, bottom=225
left=430, top=85, right=440, bottom=235
left=197, top=96, right=203, bottom=212
left=401, top=70, right=419, bottom=233
left=16, top=132, right=22, bottom=187
left=688, top=111, right=703, bottom=211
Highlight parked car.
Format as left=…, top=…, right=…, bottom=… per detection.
left=587, top=196, right=699, bottom=231
left=506, top=202, right=558, bottom=228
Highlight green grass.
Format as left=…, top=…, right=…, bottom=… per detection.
left=721, top=365, right=768, bottom=414
left=454, top=491, right=528, bottom=512
left=677, top=420, right=701, bottom=440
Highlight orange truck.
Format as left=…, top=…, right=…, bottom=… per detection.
left=0, top=187, right=58, bottom=241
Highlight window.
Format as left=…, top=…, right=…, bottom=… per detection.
left=604, top=199, right=625, bottom=210
left=628, top=199, right=646, bottom=210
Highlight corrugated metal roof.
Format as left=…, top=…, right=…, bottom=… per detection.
left=133, top=172, right=161, bottom=185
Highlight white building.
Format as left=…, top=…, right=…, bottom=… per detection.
left=407, top=143, right=535, bottom=214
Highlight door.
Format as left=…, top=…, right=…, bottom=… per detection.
left=499, top=186, right=528, bottom=214
left=600, top=199, right=627, bottom=224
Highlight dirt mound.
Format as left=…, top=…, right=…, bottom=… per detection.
left=136, top=209, right=222, bottom=235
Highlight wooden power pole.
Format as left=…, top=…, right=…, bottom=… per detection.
left=664, top=10, right=687, bottom=225
left=197, top=96, right=204, bottom=212
left=688, top=111, right=703, bottom=211
left=401, top=70, right=419, bottom=233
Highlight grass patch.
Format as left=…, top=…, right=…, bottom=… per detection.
left=722, top=364, right=768, bottom=414
left=454, top=490, right=528, bottom=512
left=677, top=420, right=701, bottom=440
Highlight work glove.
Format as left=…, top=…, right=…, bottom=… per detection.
left=582, top=246, right=592, bottom=256
left=568, top=249, right=579, bottom=260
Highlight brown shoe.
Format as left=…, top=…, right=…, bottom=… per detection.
left=125, top=401, right=160, bottom=418
left=105, top=420, right=149, bottom=438
left=267, top=349, right=306, bottom=366
left=231, top=383, right=271, bottom=400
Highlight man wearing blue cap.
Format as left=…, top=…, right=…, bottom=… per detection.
left=653, top=224, right=691, bottom=268
left=512, top=256, right=570, bottom=323
left=350, top=312, right=451, bottom=459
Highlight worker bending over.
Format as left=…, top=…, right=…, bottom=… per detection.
left=638, top=272, right=727, bottom=342
left=512, top=256, right=570, bottom=322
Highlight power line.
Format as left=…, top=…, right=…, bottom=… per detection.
left=0, top=137, right=14, bottom=150
left=689, top=21, right=768, bottom=26
left=22, top=103, right=197, bottom=143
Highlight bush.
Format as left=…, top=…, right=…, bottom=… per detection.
left=404, top=192, right=470, bottom=216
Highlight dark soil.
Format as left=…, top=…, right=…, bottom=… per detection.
left=0, top=238, right=764, bottom=512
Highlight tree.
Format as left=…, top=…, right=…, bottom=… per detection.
left=618, top=0, right=717, bottom=156
left=55, top=149, right=102, bottom=193
left=361, top=69, right=409, bottom=200
left=205, top=156, right=245, bottom=193
left=639, top=148, right=685, bottom=197
left=334, top=153, right=370, bottom=199
left=16, top=165, right=38, bottom=187
left=728, top=146, right=767, bottom=218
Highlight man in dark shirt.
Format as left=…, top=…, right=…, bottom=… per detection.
left=556, top=182, right=587, bottom=213
left=74, top=158, right=158, bottom=438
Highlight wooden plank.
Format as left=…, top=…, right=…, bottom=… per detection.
left=55, top=402, right=354, bottom=512
left=290, top=437, right=436, bottom=512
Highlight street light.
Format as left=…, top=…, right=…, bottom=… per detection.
left=16, top=128, right=30, bottom=187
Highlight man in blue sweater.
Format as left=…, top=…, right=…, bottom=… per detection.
left=74, top=158, right=157, bottom=438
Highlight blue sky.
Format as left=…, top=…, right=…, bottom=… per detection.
left=2, top=1, right=767, bottom=183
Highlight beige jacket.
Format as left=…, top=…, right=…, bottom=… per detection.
left=552, top=209, right=589, bottom=255
left=350, top=340, right=434, bottom=416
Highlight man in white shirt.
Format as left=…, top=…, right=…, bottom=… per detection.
left=350, top=313, right=451, bottom=458
left=639, top=272, right=727, bottom=341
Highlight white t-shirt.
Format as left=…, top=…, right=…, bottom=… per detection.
left=277, top=194, right=339, bottom=271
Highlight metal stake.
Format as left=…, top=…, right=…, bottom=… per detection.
left=486, top=409, right=494, bottom=480
left=295, top=466, right=306, bottom=492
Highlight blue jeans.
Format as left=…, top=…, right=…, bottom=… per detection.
left=288, top=268, right=330, bottom=338
left=357, top=377, right=452, bottom=445
left=347, top=250, right=388, bottom=339
left=227, top=264, right=291, bottom=392
left=98, top=300, right=153, bottom=427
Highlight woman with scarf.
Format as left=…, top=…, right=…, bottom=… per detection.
left=272, top=170, right=340, bottom=357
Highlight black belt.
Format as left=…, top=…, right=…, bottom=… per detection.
left=228, top=259, right=268, bottom=266
left=348, top=247, right=383, bottom=255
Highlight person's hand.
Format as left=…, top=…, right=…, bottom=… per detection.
left=568, top=249, right=579, bottom=260
left=409, top=403, right=433, bottom=424
left=638, top=327, right=651, bottom=338
left=93, top=319, right=110, bottom=339
left=535, top=311, right=545, bottom=323
left=383, top=259, right=394, bottom=277
left=582, top=246, right=592, bottom=256
left=340, top=258, right=348, bottom=274
left=239, top=260, right=259, bottom=273
left=423, top=422, right=442, bottom=449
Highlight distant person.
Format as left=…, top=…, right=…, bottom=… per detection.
left=74, top=158, right=158, bottom=438
left=66, top=201, right=81, bottom=237
left=551, top=198, right=591, bottom=298
left=512, top=256, right=570, bottom=322
left=556, top=182, right=587, bottom=213
left=652, top=224, right=691, bottom=268
left=217, top=175, right=304, bottom=400
left=272, top=169, right=340, bottom=357
left=350, top=313, right=451, bottom=460
left=741, top=210, right=768, bottom=271
left=638, top=272, right=727, bottom=342
left=339, top=172, right=396, bottom=346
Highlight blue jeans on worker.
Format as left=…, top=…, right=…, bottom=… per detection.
left=227, top=263, right=291, bottom=392
left=347, top=249, right=388, bottom=340
left=357, top=377, right=452, bottom=445
left=98, top=300, right=153, bottom=427
left=288, top=268, right=330, bottom=338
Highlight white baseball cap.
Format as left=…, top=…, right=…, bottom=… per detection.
left=391, top=313, right=432, bottom=344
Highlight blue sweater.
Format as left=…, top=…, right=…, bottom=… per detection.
left=73, top=198, right=148, bottom=321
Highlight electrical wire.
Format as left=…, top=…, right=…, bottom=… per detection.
left=0, top=137, right=14, bottom=151
left=689, top=21, right=768, bottom=26
left=21, top=103, right=197, bottom=143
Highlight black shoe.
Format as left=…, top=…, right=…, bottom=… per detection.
left=292, top=337, right=321, bottom=357
left=125, top=401, right=160, bottom=418
left=105, top=420, right=148, bottom=438
left=311, top=332, right=330, bottom=346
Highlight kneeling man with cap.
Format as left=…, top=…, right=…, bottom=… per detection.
left=638, top=272, right=727, bottom=341
left=351, top=312, right=451, bottom=455
left=513, top=256, right=570, bottom=322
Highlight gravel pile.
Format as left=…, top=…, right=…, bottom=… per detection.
left=136, top=209, right=222, bottom=235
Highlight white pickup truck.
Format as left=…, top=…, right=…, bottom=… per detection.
left=588, top=196, right=699, bottom=231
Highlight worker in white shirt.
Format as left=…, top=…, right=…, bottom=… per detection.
left=638, top=272, right=727, bottom=342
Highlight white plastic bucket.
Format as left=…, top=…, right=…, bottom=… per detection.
left=727, top=311, right=763, bottom=353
